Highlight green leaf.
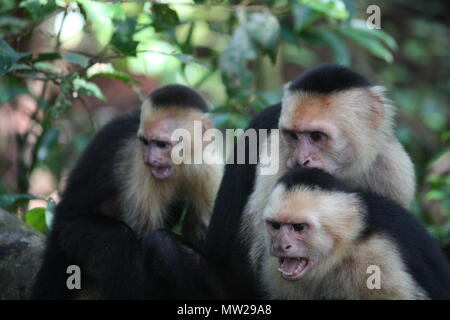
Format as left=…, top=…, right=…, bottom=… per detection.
left=151, top=3, right=179, bottom=32
left=339, top=27, right=393, bottom=63
left=25, top=207, right=48, bottom=233
left=33, top=61, right=58, bottom=71
left=219, top=26, right=255, bottom=99
left=59, top=72, right=78, bottom=95
left=73, top=132, right=92, bottom=153
left=9, top=63, right=32, bottom=71
left=298, top=0, right=349, bottom=20
left=28, top=52, right=61, bottom=62
left=37, top=128, right=60, bottom=162
left=212, top=113, right=231, bottom=129
left=111, top=18, right=139, bottom=56
left=45, top=198, right=56, bottom=229
left=220, top=27, right=256, bottom=76
left=0, top=39, right=27, bottom=57
left=179, top=22, right=195, bottom=53
left=91, top=71, right=142, bottom=84
left=0, top=16, right=28, bottom=33
left=77, top=0, right=114, bottom=46
left=310, top=29, right=350, bottom=65
left=111, top=2, right=125, bottom=20
left=0, top=193, right=41, bottom=211
left=0, top=76, right=29, bottom=105
left=425, top=190, right=445, bottom=201
left=245, top=12, right=280, bottom=63
left=61, top=52, right=90, bottom=67
left=19, top=0, right=59, bottom=21
left=0, top=0, right=17, bottom=14
left=171, top=53, right=195, bottom=64
left=441, top=131, right=450, bottom=142
left=292, top=4, right=320, bottom=31
left=349, top=19, right=397, bottom=50
left=50, top=94, right=72, bottom=117
left=425, top=173, right=443, bottom=184
left=0, top=39, right=31, bottom=76
left=342, top=0, right=357, bottom=20
left=72, top=77, right=106, bottom=100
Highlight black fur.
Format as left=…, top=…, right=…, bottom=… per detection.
left=32, top=86, right=209, bottom=299
left=32, top=109, right=147, bottom=299
left=56, top=110, right=140, bottom=220
left=279, top=167, right=348, bottom=193
left=204, top=103, right=281, bottom=298
left=143, top=229, right=231, bottom=299
left=278, top=168, right=450, bottom=299
left=288, top=64, right=371, bottom=94
left=149, top=84, right=209, bottom=113
left=361, top=194, right=450, bottom=299
left=204, top=65, right=373, bottom=298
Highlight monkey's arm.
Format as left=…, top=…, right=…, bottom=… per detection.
left=182, top=204, right=208, bottom=248
left=32, top=230, right=75, bottom=299
left=143, top=229, right=230, bottom=299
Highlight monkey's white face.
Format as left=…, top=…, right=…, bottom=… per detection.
left=138, top=102, right=213, bottom=180
left=263, top=186, right=362, bottom=282
left=138, top=118, right=180, bottom=180
left=278, top=89, right=382, bottom=175
left=265, top=219, right=334, bottom=281
left=265, top=220, right=314, bottom=280
left=281, top=127, right=353, bottom=175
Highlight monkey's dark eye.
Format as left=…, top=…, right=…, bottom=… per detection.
left=310, top=131, right=324, bottom=142
left=271, top=222, right=281, bottom=230
left=155, top=140, right=169, bottom=149
left=292, top=223, right=308, bottom=232
left=282, top=130, right=297, bottom=141
left=139, top=136, right=149, bottom=146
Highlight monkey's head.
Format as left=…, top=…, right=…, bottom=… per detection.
left=263, top=168, right=364, bottom=281
left=279, top=64, right=394, bottom=177
left=138, top=85, right=213, bottom=180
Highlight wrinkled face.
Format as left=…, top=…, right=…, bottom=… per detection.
left=266, top=218, right=334, bottom=281
left=263, top=185, right=361, bottom=281
left=138, top=117, right=180, bottom=179
left=138, top=100, right=209, bottom=180
left=279, top=90, right=360, bottom=174
left=265, top=220, right=324, bottom=280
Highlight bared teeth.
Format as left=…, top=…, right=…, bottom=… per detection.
left=277, top=258, right=308, bottom=277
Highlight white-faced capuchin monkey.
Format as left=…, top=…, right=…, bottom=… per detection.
left=278, top=67, right=414, bottom=207
left=32, top=84, right=222, bottom=299
left=258, top=167, right=450, bottom=299
left=205, top=64, right=416, bottom=298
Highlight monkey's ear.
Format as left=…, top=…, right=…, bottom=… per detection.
left=282, top=82, right=292, bottom=94
left=140, top=98, right=153, bottom=110
left=367, top=86, right=387, bottom=129
left=201, top=113, right=213, bottom=133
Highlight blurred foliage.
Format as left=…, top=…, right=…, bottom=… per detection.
left=368, top=0, right=449, bottom=244
left=0, top=0, right=448, bottom=244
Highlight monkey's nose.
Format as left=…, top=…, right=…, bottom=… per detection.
left=285, top=244, right=292, bottom=250
left=302, top=159, right=310, bottom=167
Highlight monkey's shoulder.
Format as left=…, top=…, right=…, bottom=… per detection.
left=90, top=108, right=141, bottom=146
left=247, top=103, right=281, bottom=131
left=59, top=109, right=141, bottom=208
left=359, top=193, right=450, bottom=299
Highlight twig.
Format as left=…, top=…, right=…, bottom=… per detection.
left=77, top=96, right=97, bottom=132
left=55, top=7, right=68, bottom=50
